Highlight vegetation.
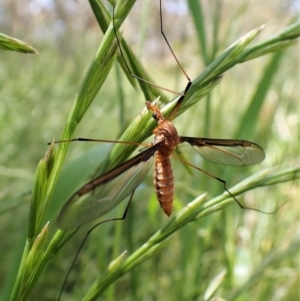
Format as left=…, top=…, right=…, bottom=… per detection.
left=0, top=0, right=299, bottom=300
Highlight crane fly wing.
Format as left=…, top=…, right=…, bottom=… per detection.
left=57, top=144, right=159, bottom=230
left=180, top=137, right=265, bottom=166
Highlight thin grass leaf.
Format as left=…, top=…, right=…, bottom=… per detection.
left=211, top=0, right=222, bottom=61
left=179, top=25, right=265, bottom=113
left=235, top=51, right=283, bottom=139
left=0, top=32, right=38, bottom=54
left=187, top=0, right=208, bottom=64
left=234, top=21, right=300, bottom=63
left=107, top=250, right=127, bottom=273
left=195, top=165, right=300, bottom=220
left=27, top=142, right=55, bottom=248
left=256, top=164, right=300, bottom=187
left=204, top=269, right=227, bottom=301
left=9, top=143, right=56, bottom=301
left=136, top=0, right=151, bottom=57
left=83, top=238, right=170, bottom=301
left=89, top=0, right=137, bottom=91
left=279, top=20, right=300, bottom=39
left=18, top=223, right=50, bottom=301
left=10, top=223, right=50, bottom=301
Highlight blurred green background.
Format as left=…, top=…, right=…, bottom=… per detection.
left=0, top=0, right=299, bottom=300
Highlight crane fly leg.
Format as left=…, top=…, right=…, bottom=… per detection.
left=158, top=0, right=192, bottom=121
left=57, top=190, right=136, bottom=301
left=159, top=0, right=191, bottom=83
left=172, top=154, right=278, bottom=214
left=112, top=6, right=182, bottom=96
left=172, top=153, right=243, bottom=206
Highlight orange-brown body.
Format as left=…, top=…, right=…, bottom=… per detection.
left=146, top=101, right=180, bottom=216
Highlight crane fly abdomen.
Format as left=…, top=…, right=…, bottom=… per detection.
left=154, top=152, right=175, bottom=216
left=148, top=104, right=181, bottom=216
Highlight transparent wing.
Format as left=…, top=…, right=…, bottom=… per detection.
left=57, top=145, right=158, bottom=230
left=180, top=136, right=265, bottom=166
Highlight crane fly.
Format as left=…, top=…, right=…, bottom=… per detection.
left=56, top=2, right=265, bottom=230
left=57, top=98, right=265, bottom=229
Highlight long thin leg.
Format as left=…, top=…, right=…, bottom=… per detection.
left=112, top=7, right=181, bottom=96
left=112, top=3, right=192, bottom=107
left=158, top=0, right=192, bottom=120
left=159, top=0, right=191, bottom=83
left=172, top=154, right=280, bottom=214
left=57, top=190, right=136, bottom=301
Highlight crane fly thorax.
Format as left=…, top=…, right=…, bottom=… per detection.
left=146, top=100, right=180, bottom=155
left=154, top=120, right=180, bottom=156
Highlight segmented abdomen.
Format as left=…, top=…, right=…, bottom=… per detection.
left=153, top=151, right=174, bottom=216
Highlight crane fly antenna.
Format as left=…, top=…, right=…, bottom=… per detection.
left=57, top=190, right=136, bottom=301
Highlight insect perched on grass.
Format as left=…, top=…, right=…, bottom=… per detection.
left=55, top=1, right=265, bottom=231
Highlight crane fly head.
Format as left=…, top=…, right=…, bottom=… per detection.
left=146, top=98, right=165, bottom=123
